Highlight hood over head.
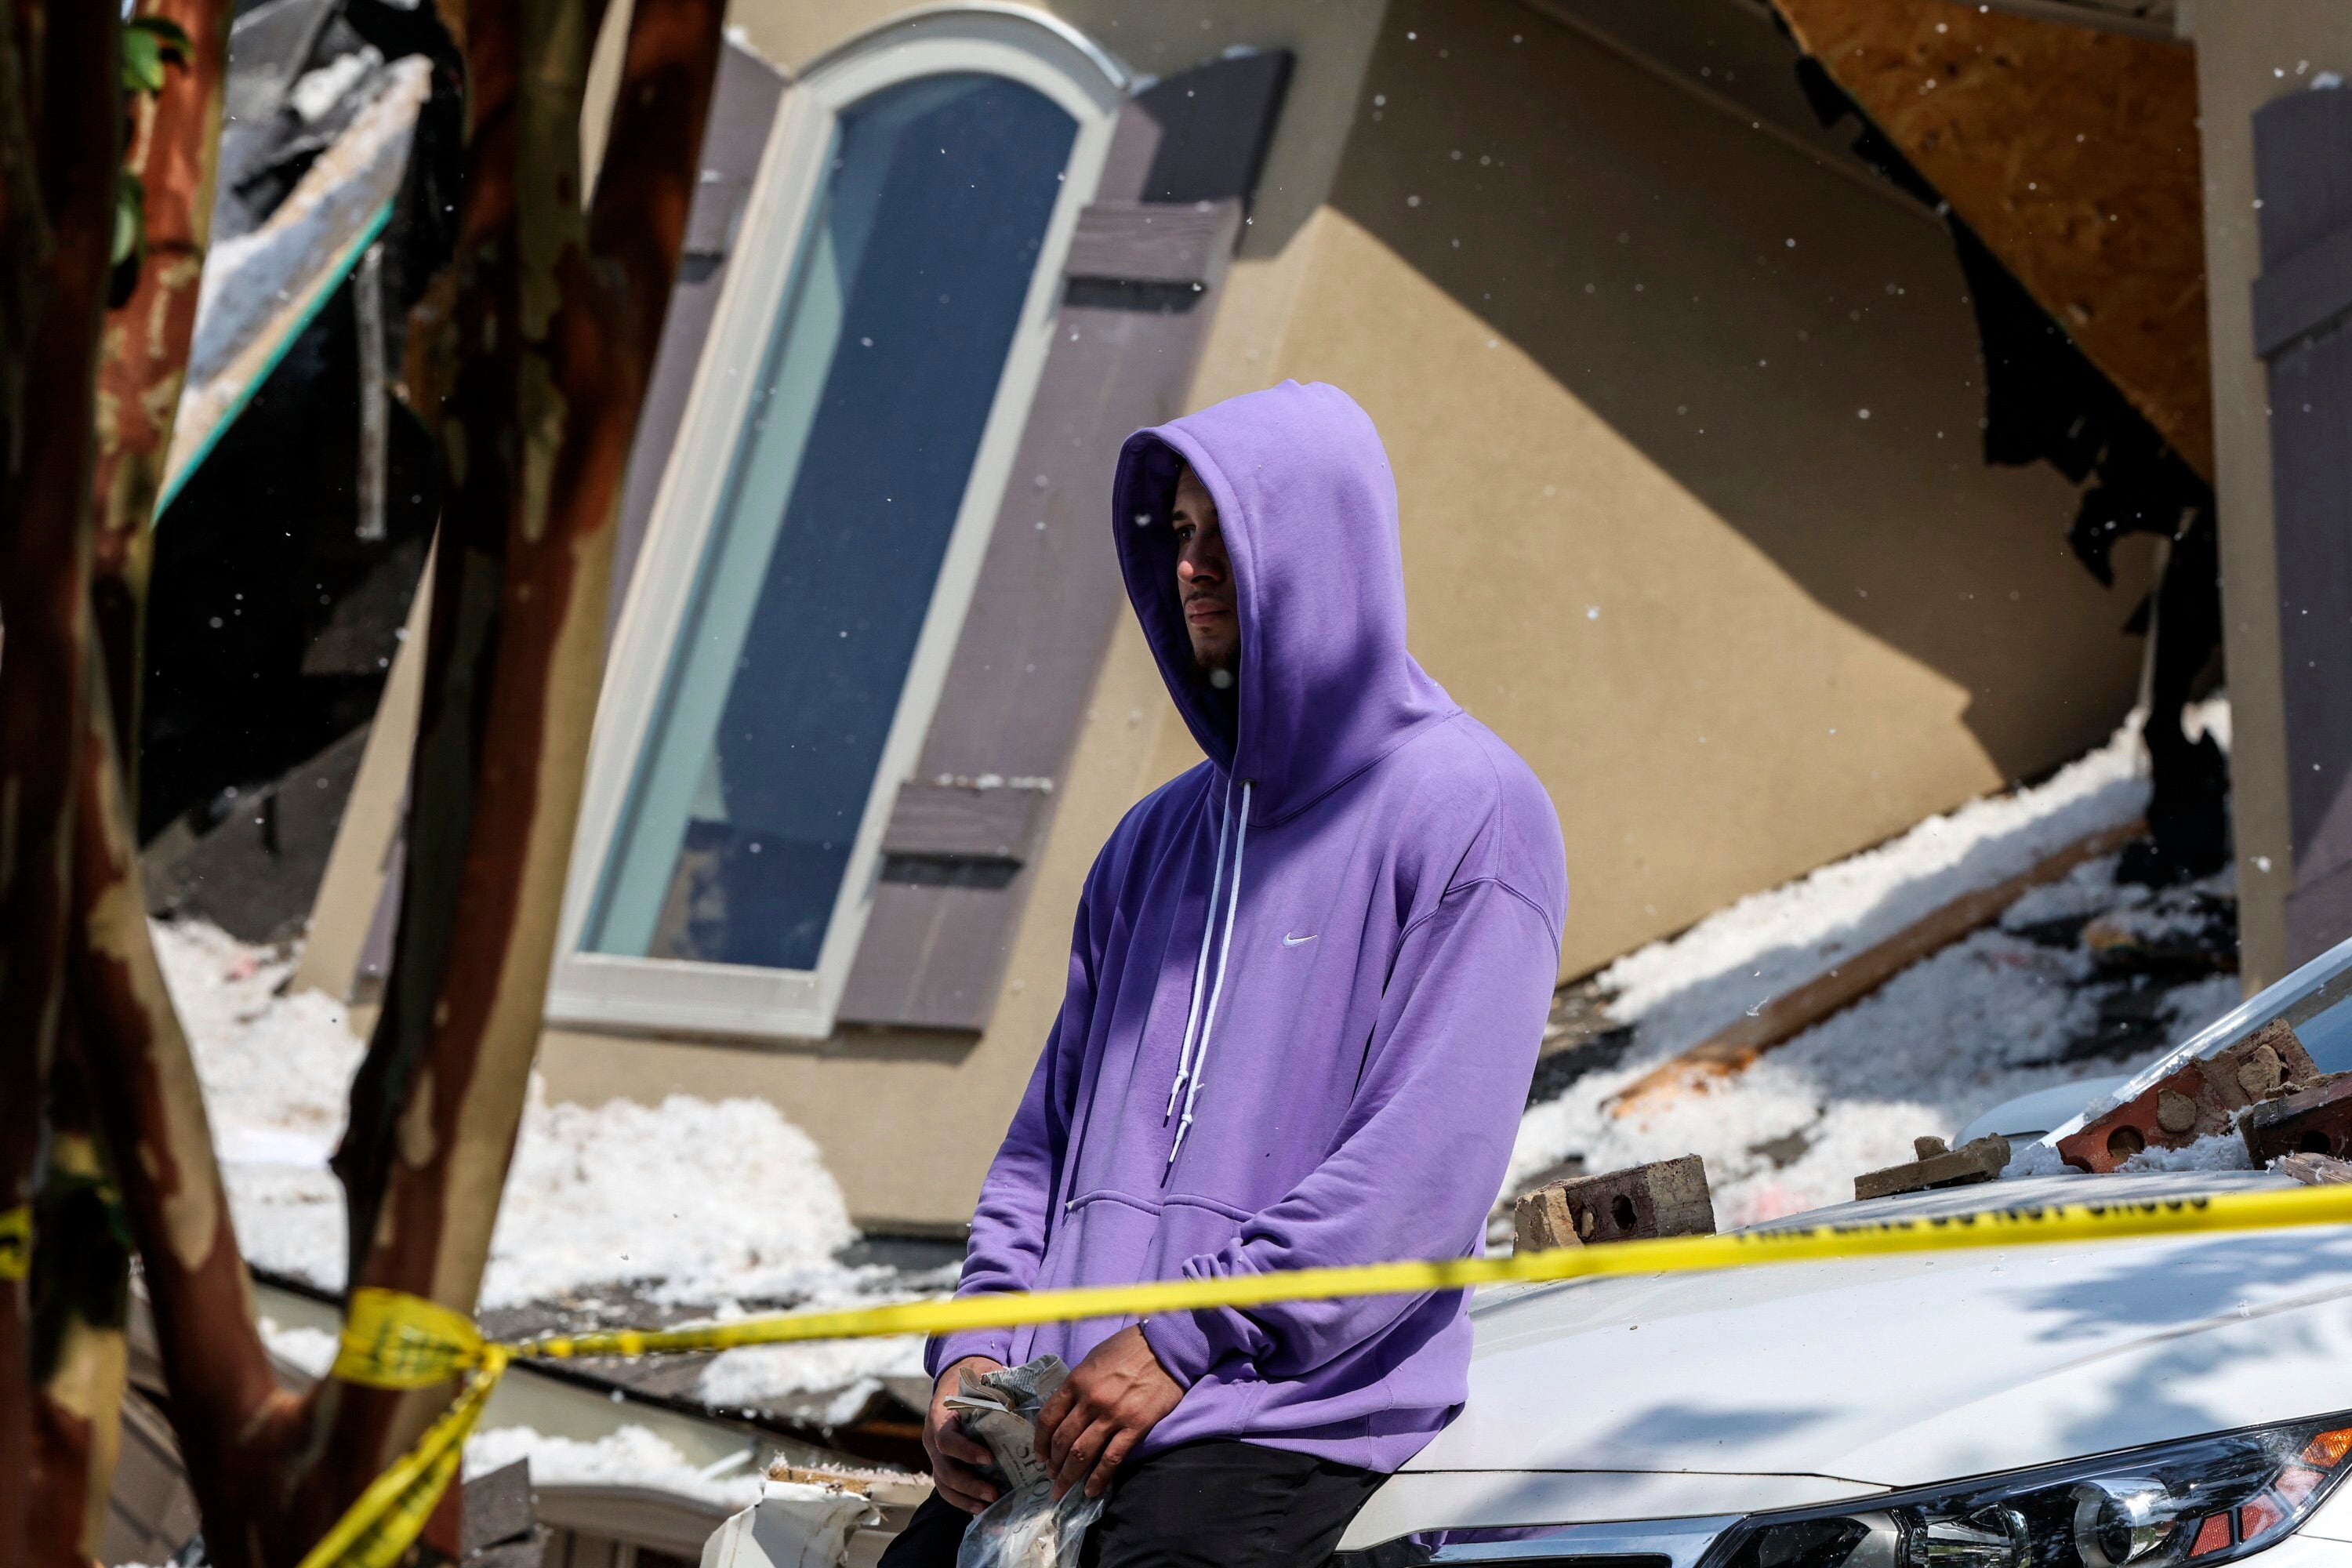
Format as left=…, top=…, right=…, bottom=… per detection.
left=1112, top=380, right=1455, bottom=825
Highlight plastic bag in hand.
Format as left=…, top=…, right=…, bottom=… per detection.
left=943, top=1356, right=1106, bottom=1568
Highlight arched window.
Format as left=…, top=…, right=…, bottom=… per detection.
left=552, top=11, right=1125, bottom=1039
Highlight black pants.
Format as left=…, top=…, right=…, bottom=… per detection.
left=877, top=1439, right=1385, bottom=1567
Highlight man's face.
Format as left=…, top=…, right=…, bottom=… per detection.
left=1172, top=466, right=1238, bottom=674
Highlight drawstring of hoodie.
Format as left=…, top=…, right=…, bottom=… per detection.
left=1167, top=777, right=1250, bottom=1163
left=1163, top=773, right=1233, bottom=1123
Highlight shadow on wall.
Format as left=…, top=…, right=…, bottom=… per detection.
left=1054, top=0, right=1391, bottom=259
left=1322, top=0, right=2154, bottom=782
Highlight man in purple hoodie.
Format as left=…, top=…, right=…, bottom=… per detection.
left=880, top=381, right=1567, bottom=1566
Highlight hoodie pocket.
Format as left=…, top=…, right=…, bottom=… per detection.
left=1156, top=1192, right=1254, bottom=1268
left=1046, top=1189, right=1254, bottom=1289
left=1044, top=1189, right=1165, bottom=1292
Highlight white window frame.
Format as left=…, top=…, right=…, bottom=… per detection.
left=547, top=7, right=1127, bottom=1041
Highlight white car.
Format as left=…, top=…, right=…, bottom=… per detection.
left=1335, top=939, right=2352, bottom=1567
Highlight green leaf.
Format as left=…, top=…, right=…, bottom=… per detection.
left=130, top=15, right=193, bottom=56
left=121, top=26, right=166, bottom=94
left=114, top=172, right=144, bottom=269
left=120, top=17, right=190, bottom=96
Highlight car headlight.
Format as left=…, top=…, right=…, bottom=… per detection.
left=1708, top=1417, right=2352, bottom=1568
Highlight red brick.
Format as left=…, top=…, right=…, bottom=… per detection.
left=2241, top=1074, right=2352, bottom=1165
left=2058, top=1020, right=2318, bottom=1172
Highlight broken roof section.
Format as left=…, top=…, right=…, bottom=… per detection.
left=1769, top=0, right=2211, bottom=477
left=161, top=0, right=437, bottom=510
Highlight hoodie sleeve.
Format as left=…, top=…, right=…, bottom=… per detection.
left=1140, top=875, right=1558, bottom=1388
left=924, top=901, right=1094, bottom=1378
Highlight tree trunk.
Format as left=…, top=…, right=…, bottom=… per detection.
left=321, top=0, right=724, bottom=1528
left=90, top=0, right=234, bottom=784
left=26, top=1042, right=134, bottom=1568
left=73, top=677, right=303, bottom=1562
left=0, top=5, right=121, bottom=1563
left=25, top=9, right=238, bottom=1553
left=24, top=0, right=721, bottom=1558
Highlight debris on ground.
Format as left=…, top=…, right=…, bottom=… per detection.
left=1510, top=702, right=2242, bottom=1229
left=1853, top=1134, right=2011, bottom=1201
left=701, top=1478, right=889, bottom=1568
left=2273, top=1152, right=2352, bottom=1186
left=463, top=1423, right=768, bottom=1511
left=1530, top=979, right=1636, bottom=1103
left=460, top=1459, right=546, bottom=1568
left=158, top=914, right=935, bottom=1444
left=2083, top=885, right=2239, bottom=978
left=1512, top=1155, right=1714, bottom=1251
left=1606, top=819, right=2141, bottom=1122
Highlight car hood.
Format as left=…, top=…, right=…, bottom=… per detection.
left=1346, top=1172, right=2352, bottom=1547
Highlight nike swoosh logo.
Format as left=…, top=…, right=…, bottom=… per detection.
left=1283, top=932, right=1316, bottom=946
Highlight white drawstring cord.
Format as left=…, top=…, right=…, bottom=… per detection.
left=1165, top=775, right=1234, bottom=1121
left=1171, top=780, right=1250, bottom=1163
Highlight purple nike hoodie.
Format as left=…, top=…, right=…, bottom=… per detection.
left=925, top=380, right=1568, bottom=1474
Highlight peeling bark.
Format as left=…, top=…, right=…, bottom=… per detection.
left=27, top=1043, right=132, bottom=1568
left=320, top=0, right=724, bottom=1520
left=33, top=11, right=235, bottom=1550
left=72, top=679, right=302, bottom=1566
left=89, top=0, right=232, bottom=787
left=0, top=5, right=121, bottom=1563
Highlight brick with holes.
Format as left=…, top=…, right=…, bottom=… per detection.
left=2057, top=1019, right=2321, bottom=1173
left=2240, top=1073, right=2352, bottom=1166
left=1512, top=1155, right=1715, bottom=1252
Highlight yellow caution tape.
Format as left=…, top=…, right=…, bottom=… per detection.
left=303, top=1181, right=2352, bottom=1567
left=0, top=1204, right=28, bottom=1281
left=331, top=1283, right=487, bottom=1388
left=296, top=1345, right=509, bottom=1568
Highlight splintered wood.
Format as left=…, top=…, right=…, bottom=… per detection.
left=1768, top=0, right=2211, bottom=477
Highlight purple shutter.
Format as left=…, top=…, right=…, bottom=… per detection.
left=608, top=38, right=788, bottom=632
left=2253, top=86, right=2352, bottom=964
left=837, top=49, right=1292, bottom=1030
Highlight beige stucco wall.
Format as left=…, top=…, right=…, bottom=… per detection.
left=1149, top=0, right=2157, bottom=980
left=323, top=0, right=2161, bottom=1231
left=2181, top=0, right=2352, bottom=991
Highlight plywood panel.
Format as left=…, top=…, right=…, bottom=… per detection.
left=1772, top=0, right=2212, bottom=477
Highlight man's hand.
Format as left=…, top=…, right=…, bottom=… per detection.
left=1034, top=1326, right=1183, bottom=1500
left=924, top=1356, right=1006, bottom=1515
